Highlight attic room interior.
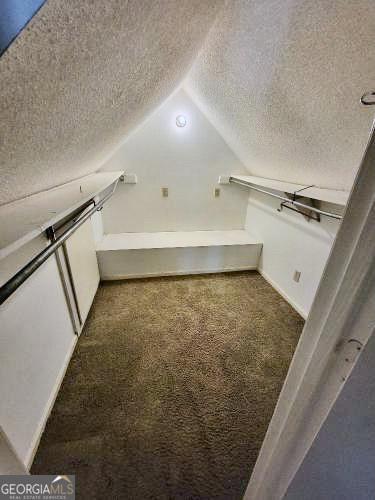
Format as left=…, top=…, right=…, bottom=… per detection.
left=1, top=0, right=375, bottom=499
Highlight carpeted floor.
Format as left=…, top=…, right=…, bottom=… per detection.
left=31, top=271, right=304, bottom=499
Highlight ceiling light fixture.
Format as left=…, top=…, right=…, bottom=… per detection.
left=176, top=115, right=187, bottom=127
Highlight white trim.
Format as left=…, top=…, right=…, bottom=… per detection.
left=257, top=268, right=308, bottom=319
left=101, top=266, right=258, bottom=281
left=25, top=336, right=77, bottom=470
left=245, top=123, right=375, bottom=499
left=97, top=230, right=261, bottom=251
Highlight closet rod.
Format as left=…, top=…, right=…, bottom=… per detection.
left=229, top=177, right=343, bottom=220
left=0, top=187, right=114, bottom=307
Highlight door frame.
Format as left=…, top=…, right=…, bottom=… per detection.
left=245, top=121, right=375, bottom=499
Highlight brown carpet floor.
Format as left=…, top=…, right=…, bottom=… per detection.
left=31, top=271, right=304, bottom=499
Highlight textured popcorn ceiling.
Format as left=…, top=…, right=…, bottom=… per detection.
left=185, top=0, right=375, bottom=190
left=1, top=0, right=374, bottom=204
left=0, top=0, right=223, bottom=204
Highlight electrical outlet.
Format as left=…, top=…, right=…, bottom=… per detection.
left=162, top=187, right=168, bottom=197
left=293, top=270, right=301, bottom=283
left=214, top=188, right=220, bottom=198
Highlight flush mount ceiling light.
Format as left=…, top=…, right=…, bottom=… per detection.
left=176, top=115, right=187, bottom=127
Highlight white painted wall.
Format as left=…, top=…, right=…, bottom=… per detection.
left=0, top=242, right=76, bottom=467
left=245, top=190, right=341, bottom=317
left=64, top=219, right=100, bottom=325
left=285, top=329, right=375, bottom=500
left=91, top=210, right=104, bottom=245
left=100, top=89, right=249, bottom=233
left=0, top=429, right=27, bottom=474
left=0, top=216, right=103, bottom=467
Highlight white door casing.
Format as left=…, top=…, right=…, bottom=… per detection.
left=245, top=121, right=375, bottom=499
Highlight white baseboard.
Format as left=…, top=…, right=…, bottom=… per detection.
left=101, top=266, right=308, bottom=320
left=101, top=266, right=258, bottom=281
left=258, top=268, right=308, bottom=320
left=25, top=336, right=78, bottom=470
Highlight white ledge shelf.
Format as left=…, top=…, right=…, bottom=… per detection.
left=97, top=230, right=261, bottom=251
left=230, top=175, right=349, bottom=206
left=96, top=230, right=262, bottom=280
left=0, top=171, right=123, bottom=260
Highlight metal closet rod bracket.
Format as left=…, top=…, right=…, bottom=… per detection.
left=229, top=177, right=342, bottom=220
left=361, top=91, right=375, bottom=106
left=0, top=189, right=114, bottom=307
left=277, top=185, right=321, bottom=222
left=277, top=200, right=321, bottom=222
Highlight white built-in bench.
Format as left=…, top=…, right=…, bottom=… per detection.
left=96, top=230, right=262, bottom=280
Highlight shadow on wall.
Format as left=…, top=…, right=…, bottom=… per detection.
left=246, top=190, right=341, bottom=318
left=100, top=88, right=249, bottom=233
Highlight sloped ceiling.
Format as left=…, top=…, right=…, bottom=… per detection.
left=0, top=0, right=223, bottom=205
left=185, top=0, right=375, bottom=190
left=1, top=0, right=374, bottom=205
